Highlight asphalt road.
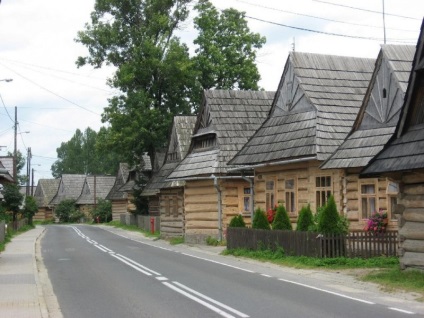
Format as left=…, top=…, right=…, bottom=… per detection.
left=41, top=225, right=422, bottom=318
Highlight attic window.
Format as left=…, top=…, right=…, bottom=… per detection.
left=383, top=88, right=387, bottom=98
left=193, top=135, right=216, bottom=150
left=168, top=151, right=178, bottom=162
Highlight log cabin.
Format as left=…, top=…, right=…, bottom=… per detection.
left=167, top=90, right=274, bottom=243
left=321, top=45, right=415, bottom=230
left=106, top=163, right=129, bottom=221
left=33, top=178, right=60, bottom=221
left=76, top=175, right=116, bottom=219
left=49, top=174, right=86, bottom=218
left=141, top=116, right=196, bottom=238
left=362, top=20, right=424, bottom=271
left=229, top=52, right=375, bottom=225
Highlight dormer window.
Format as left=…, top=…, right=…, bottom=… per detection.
left=167, top=151, right=178, bottom=162
left=193, top=135, right=216, bottom=150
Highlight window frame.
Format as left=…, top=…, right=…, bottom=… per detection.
left=359, top=179, right=378, bottom=220
left=265, top=177, right=277, bottom=212
left=315, top=175, right=332, bottom=208
left=284, top=177, right=297, bottom=215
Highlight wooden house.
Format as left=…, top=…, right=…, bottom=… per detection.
left=76, top=175, right=116, bottom=218
left=141, top=116, right=196, bottom=238
left=0, top=156, right=14, bottom=187
left=229, top=52, right=375, bottom=223
left=106, top=163, right=129, bottom=221
left=321, top=45, right=415, bottom=230
left=33, top=179, right=60, bottom=221
left=362, top=20, right=424, bottom=271
left=167, top=90, right=275, bottom=243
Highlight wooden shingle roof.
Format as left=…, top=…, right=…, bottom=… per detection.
left=76, top=175, right=116, bottom=205
left=0, top=156, right=14, bottom=182
left=142, top=116, right=196, bottom=196
left=49, top=174, right=86, bottom=205
left=362, top=21, right=424, bottom=175
left=322, top=45, right=415, bottom=169
left=105, top=163, right=129, bottom=200
left=229, top=52, right=375, bottom=166
left=168, top=90, right=275, bottom=179
left=33, top=178, right=60, bottom=207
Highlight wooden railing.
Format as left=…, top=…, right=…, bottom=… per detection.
left=226, top=228, right=398, bottom=258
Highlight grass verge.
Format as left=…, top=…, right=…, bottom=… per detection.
left=223, top=248, right=424, bottom=298
left=103, top=220, right=160, bottom=239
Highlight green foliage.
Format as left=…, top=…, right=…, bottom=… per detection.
left=252, top=208, right=270, bottom=230
left=169, top=236, right=185, bottom=245
left=90, top=199, right=112, bottom=223
left=55, top=199, right=83, bottom=223
left=206, top=236, right=220, bottom=246
left=193, top=0, right=265, bottom=90
left=229, top=214, right=246, bottom=228
left=7, top=151, right=26, bottom=185
left=1, top=183, right=23, bottom=222
left=317, top=195, right=347, bottom=235
left=23, top=196, right=38, bottom=226
left=272, top=204, right=292, bottom=230
left=51, top=127, right=123, bottom=178
left=296, top=204, right=314, bottom=231
left=75, top=0, right=265, bottom=163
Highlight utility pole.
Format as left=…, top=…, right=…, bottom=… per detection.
left=13, top=106, right=17, bottom=183
left=31, top=168, right=34, bottom=196
left=26, top=147, right=31, bottom=196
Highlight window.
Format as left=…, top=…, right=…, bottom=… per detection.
left=387, top=181, right=399, bottom=220
left=164, top=196, right=178, bottom=217
left=361, top=184, right=376, bottom=219
left=193, top=135, right=216, bottom=150
left=265, top=179, right=276, bottom=211
left=243, top=187, right=251, bottom=213
left=316, top=176, right=331, bottom=208
left=167, top=151, right=178, bottom=161
left=285, top=179, right=296, bottom=214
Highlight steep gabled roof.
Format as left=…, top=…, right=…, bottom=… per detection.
left=49, top=174, right=86, bottom=205
left=34, top=178, right=60, bottom=207
left=168, top=90, right=275, bottom=179
left=362, top=20, right=424, bottom=175
left=0, top=156, right=14, bottom=182
left=106, top=163, right=129, bottom=200
left=142, top=116, right=196, bottom=196
left=229, top=52, right=375, bottom=166
left=76, top=175, right=116, bottom=205
left=322, top=45, right=415, bottom=169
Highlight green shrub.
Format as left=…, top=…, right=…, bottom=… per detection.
left=272, top=204, right=292, bottom=230
left=206, top=236, right=219, bottom=246
left=252, top=208, right=270, bottom=230
left=317, top=195, right=347, bottom=234
left=229, top=214, right=246, bottom=228
left=296, top=204, right=314, bottom=231
left=55, top=199, right=79, bottom=223
left=90, top=199, right=112, bottom=223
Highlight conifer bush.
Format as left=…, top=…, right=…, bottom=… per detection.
left=252, top=208, right=270, bottom=230
left=229, top=214, right=246, bottom=228
left=296, top=204, right=314, bottom=231
left=272, top=204, right=292, bottom=230
left=317, top=195, right=344, bottom=234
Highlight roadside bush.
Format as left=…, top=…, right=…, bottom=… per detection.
left=317, top=195, right=348, bottom=235
left=55, top=199, right=80, bottom=223
left=90, top=199, right=112, bottom=223
left=252, top=208, right=270, bottom=230
left=229, top=214, right=246, bottom=228
left=296, top=204, right=314, bottom=231
left=272, top=204, right=292, bottom=230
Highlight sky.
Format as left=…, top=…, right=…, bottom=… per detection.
left=0, top=0, right=423, bottom=185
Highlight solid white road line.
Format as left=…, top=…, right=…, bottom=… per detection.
left=181, top=253, right=254, bottom=273
left=163, top=282, right=239, bottom=318
left=94, top=245, right=108, bottom=252
left=173, top=281, right=249, bottom=318
left=110, top=254, right=153, bottom=276
left=388, top=307, right=415, bottom=315
left=116, top=253, right=161, bottom=276
left=278, top=278, right=375, bottom=304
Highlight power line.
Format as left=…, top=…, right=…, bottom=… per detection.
left=0, top=63, right=101, bottom=116
left=0, top=92, right=14, bottom=123
left=236, top=0, right=417, bottom=32
left=245, top=15, right=417, bottom=43
left=312, top=0, right=421, bottom=20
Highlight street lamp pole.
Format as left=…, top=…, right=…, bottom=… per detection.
left=13, top=106, right=17, bottom=183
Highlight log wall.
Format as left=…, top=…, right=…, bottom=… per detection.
left=33, top=207, right=53, bottom=221
left=396, top=171, right=424, bottom=270
left=111, top=200, right=127, bottom=221
left=254, top=160, right=343, bottom=228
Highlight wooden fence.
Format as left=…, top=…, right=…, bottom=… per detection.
left=226, top=228, right=398, bottom=258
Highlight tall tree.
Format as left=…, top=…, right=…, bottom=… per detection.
left=75, top=0, right=195, bottom=163
left=7, top=150, right=26, bottom=185
left=193, top=0, right=265, bottom=90
left=51, top=127, right=122, bottom=177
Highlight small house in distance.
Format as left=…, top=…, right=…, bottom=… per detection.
left=49, top=174, right=86, bottom=216
left=362, top=20, right=424, bottom=271
left=106, top=163, right=129, bottom=221
left=33, top=178, right=60, bottom=221
left=321, top=45, right=415, bottom=230
left=77, top=175, right=116, bottom=219
left=229, top=52, right=375, bottom=222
